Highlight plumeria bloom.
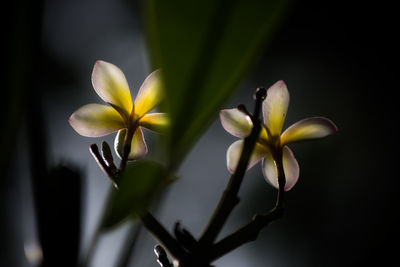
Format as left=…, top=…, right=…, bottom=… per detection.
left=220, top=81, right=337, bottom=191
left=69, top=60, right=168, bottom=160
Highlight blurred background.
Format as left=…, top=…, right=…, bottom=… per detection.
left=2, top=0, right=398, bottom=266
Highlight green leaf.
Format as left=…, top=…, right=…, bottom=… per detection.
left=145, top=0, right=288, bottom=168
left=101, top=160, right=171, bottom=230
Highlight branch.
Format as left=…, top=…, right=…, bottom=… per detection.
left=141, top=212, right=186, bottom=260
left=119, top=124, right=136, bottom=170
left=199, top=88, right=267, bottom=246
left=208, top=144, right=287, bottom=262
left=209, top=207, right=283, bottom=262
left=89, top=144, right=118, bottom=187
left=154, top=245, right=173, bottom=267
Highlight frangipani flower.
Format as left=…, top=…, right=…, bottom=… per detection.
left=69, top=60, right=168, bottom=160
left=220, top=81, right=337, bottom=191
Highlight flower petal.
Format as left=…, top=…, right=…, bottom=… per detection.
left=134, top=69, right=163, bottom=118
left=258, top=125, right=270, bottom=145
left=220, top=108, right=253, bottom=138
left=69, top=104, right=125, bottom=137
left=114, top=128, right=148, bottom=160
left=281, top=146, right=300, bottom=191
left=226, top=140, right=268, bottom=173
left=281, top=117, right=338, bottom=145
left=139, top=113, right=169, bottom=133
left=261, top=153, right=278, bottom=189
left=92, top=60, right=133, bottom=115
left=262, top=80, right=289, bottom=137
left=262, top=146, right=299, bottom=191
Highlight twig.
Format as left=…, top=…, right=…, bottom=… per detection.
left=208, top=207, right=283, bottom=262
left=119, top=127, right=134, bottom=171
left=101, top=141, right=118, bottom=176
left=199, top=88, right=266, bottom=246
left=154, top=245, right=173, bottom=267
left=89, top=144, right=118, bottom=188
left=89, top=144, right=114, bottom=179
left=141, top=212, right=186, bottom=260
left=208, top=144, right=286, bottom=261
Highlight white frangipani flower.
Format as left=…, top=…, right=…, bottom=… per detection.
left=220, top=80, right=337, bottom=191
left=69, top=60, right=168, bottom=160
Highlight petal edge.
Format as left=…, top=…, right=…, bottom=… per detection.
left=220, top=108, right=253, bottom=138
left=262, top=146, right=299, bottom=191
left=139, top=113, right=169, bottom=133
left=69, top=104, right=125, bottom=137
left=134, top=69, right=163, bottom=118
left=226, top=140, right=267, bottom=173
left=114, top=128, right=148, bottom=160
left=92, top=60, right=133, bottom=114
left=262, top=80, right=290, bottom=137
left=281, top=117, right=338, bottom=145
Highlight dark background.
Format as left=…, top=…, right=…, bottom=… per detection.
left=2, top=0, right=398, bottom=266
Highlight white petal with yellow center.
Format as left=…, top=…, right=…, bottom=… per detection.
left=139, top=113, right=169, bottom=133
left=281, top=117, right=338, bottom=145
left=262, top=80, right=289, bottom=137
left=262, top=146, right=299, bottom=191
left=134, top=69, right=163, bottom=118
left=226, top=140, right=268, bottom=173
left=220, top=108, right=253, bottom=138
left=69, top=104, right=125, bottom=137
left=114, top=128, right=148, bottom=160
left=92, top=60, right=133, bottom=115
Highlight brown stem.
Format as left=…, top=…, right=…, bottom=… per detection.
left=90, top=144, right=117, bottom=186
left=208, top=148, right=286, bottom=261
left=154, top=245, right=173, bottom=267
left=141, top=212, right=186, bottom=260
left=275, top=149, right=286, bottom=209
left=119, top=122, right=137, bottom=170
left=199, top=88, right=266, bottom=247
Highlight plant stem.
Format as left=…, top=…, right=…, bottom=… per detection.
left=154, top=245, right=173, bottom=267
left=208, top=207, right=283, bottom=262
left=119, top=122, right=137, bottom=170
left=89, top=144, right=117, bottom=185
left=140, top=212, right=186, bottom=260
left=208, top=149, right=286, bottom=261
left=199, top=88, right=266, bottom=247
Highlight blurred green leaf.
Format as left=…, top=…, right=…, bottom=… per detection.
left=145, top=0, right=288, bottom=168
left=101, top=160, right=171, bottom=230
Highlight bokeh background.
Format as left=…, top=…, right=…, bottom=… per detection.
left=2, top=0, right=398, bottom=266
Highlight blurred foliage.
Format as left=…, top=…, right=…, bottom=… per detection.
left=144, top=0, right=288, bottom=169
left=101, top=160, right=171, bottom=230
left=101, top=0, right=289, bottom=227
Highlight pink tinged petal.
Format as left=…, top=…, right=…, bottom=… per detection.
left=139, top=113, right=169, bottom=133
left=220, top=108, right=253, bottom=138
left=262, top=146, right=299, bottom=191
left=262, top=80, right=290, bottom=137
left=281, top=146, right=300, bottom=191
left=114, top=127, right=148, bottom=160
left=226, top=140, right=268, bottom=173
left=281, top=117, right=338, bottom=145
left=92, top=60, right=133, bottom=114
left=261, top=153, right=278, bottom=189
left=134, top=69, right=163, bottom=118
left=69, top=104, right=125, bottom=137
